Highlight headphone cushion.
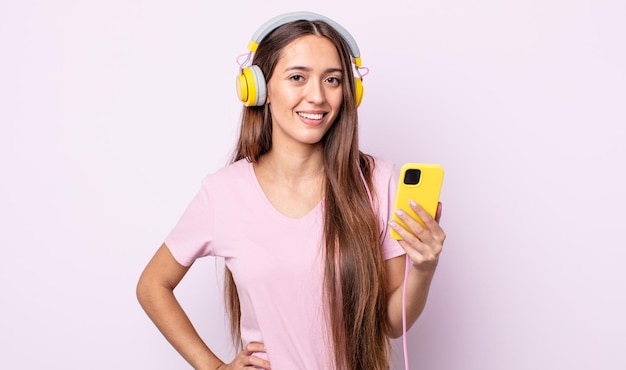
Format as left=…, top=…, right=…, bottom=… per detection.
left=250, top=65, right=266, bottom=106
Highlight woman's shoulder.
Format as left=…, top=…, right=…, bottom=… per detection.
left=200, top=159, right=253, bottom=187
left=370, top=156, right=397, bottom=179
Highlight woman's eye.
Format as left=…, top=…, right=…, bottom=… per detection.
left=326, top=76, right=341, bottom=85
left=290, top=75, right=304, bottom=82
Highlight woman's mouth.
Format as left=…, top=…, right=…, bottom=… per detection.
left=298, top=112, right=325, bottom=120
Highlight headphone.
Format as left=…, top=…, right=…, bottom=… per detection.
left=236, top=11, right=365, bottom=107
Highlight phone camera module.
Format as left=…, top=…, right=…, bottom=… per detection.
left=404, top=169, right=421, bottom=185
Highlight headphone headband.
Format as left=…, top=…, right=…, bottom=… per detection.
left=247, top=11, right=361, bottom=66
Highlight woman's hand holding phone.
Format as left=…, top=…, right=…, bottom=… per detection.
left=389, top=163, right=446, bottom=271
left=390, top=200, right=445, bottom=271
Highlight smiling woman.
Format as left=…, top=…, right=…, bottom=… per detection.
left=136, top=11, right=446, bottom=370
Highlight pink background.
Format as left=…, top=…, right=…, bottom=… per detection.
left=2, top=1, right=625, bottom=369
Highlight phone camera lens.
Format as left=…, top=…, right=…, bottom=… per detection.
left=404, top=169, right=421, bottom=185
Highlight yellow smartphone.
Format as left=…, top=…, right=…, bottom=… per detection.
left=390, top=163, right=445, bottom=240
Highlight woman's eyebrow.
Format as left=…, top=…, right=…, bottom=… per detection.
left=284, top=66, right=344, bottom=74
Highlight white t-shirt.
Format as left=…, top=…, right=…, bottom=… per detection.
left=165, top=157, right=405, bottom=369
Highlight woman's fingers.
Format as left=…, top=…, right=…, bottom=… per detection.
left=244, top=342, right=266, bottom=354
left=389, top=200, right=446, bottom=269
left=435, top=201, right=443, bottom=223
left=224, top=342, right=271, bottom=369
left=407, top=200, right=446, bottom=242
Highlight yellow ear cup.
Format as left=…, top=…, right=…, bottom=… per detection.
left=236, top=65, right=266, bottom=106
left=236, top=72, right=249, bottom=103
left=355, top=77, right=364, bottom=107
left=241, top=67, right=257, bottom=106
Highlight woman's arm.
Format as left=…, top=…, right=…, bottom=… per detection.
left=137, top=244, right=270, bottom=370
left=137, top=244, right=272, bottom=370
left=385, top=202, right=446, bottom=338
left=136, top=244, right=225, bottom=370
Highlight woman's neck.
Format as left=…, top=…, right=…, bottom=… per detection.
left=256, top=145, right=325, bottom=185
left=253, top=146, right=326, bottom=219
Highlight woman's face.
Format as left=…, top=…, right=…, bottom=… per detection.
left=266, top=34, right=344, bottom=150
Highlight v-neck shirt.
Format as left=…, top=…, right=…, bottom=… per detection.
left=164, top=157, right=404, bottom=369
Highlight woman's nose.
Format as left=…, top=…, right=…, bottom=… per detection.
left=304, top=80, right=325, bottom=104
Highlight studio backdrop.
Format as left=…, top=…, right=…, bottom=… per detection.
left=1, top=1, right=625, bottom=369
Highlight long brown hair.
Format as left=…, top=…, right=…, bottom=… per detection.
left=227, top=19, right=390, bottom=369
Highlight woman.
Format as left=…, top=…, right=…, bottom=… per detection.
left=136, top=11, right=445, bottom=370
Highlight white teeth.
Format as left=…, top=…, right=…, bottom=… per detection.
left=298, top=112, right=324, bottom=120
